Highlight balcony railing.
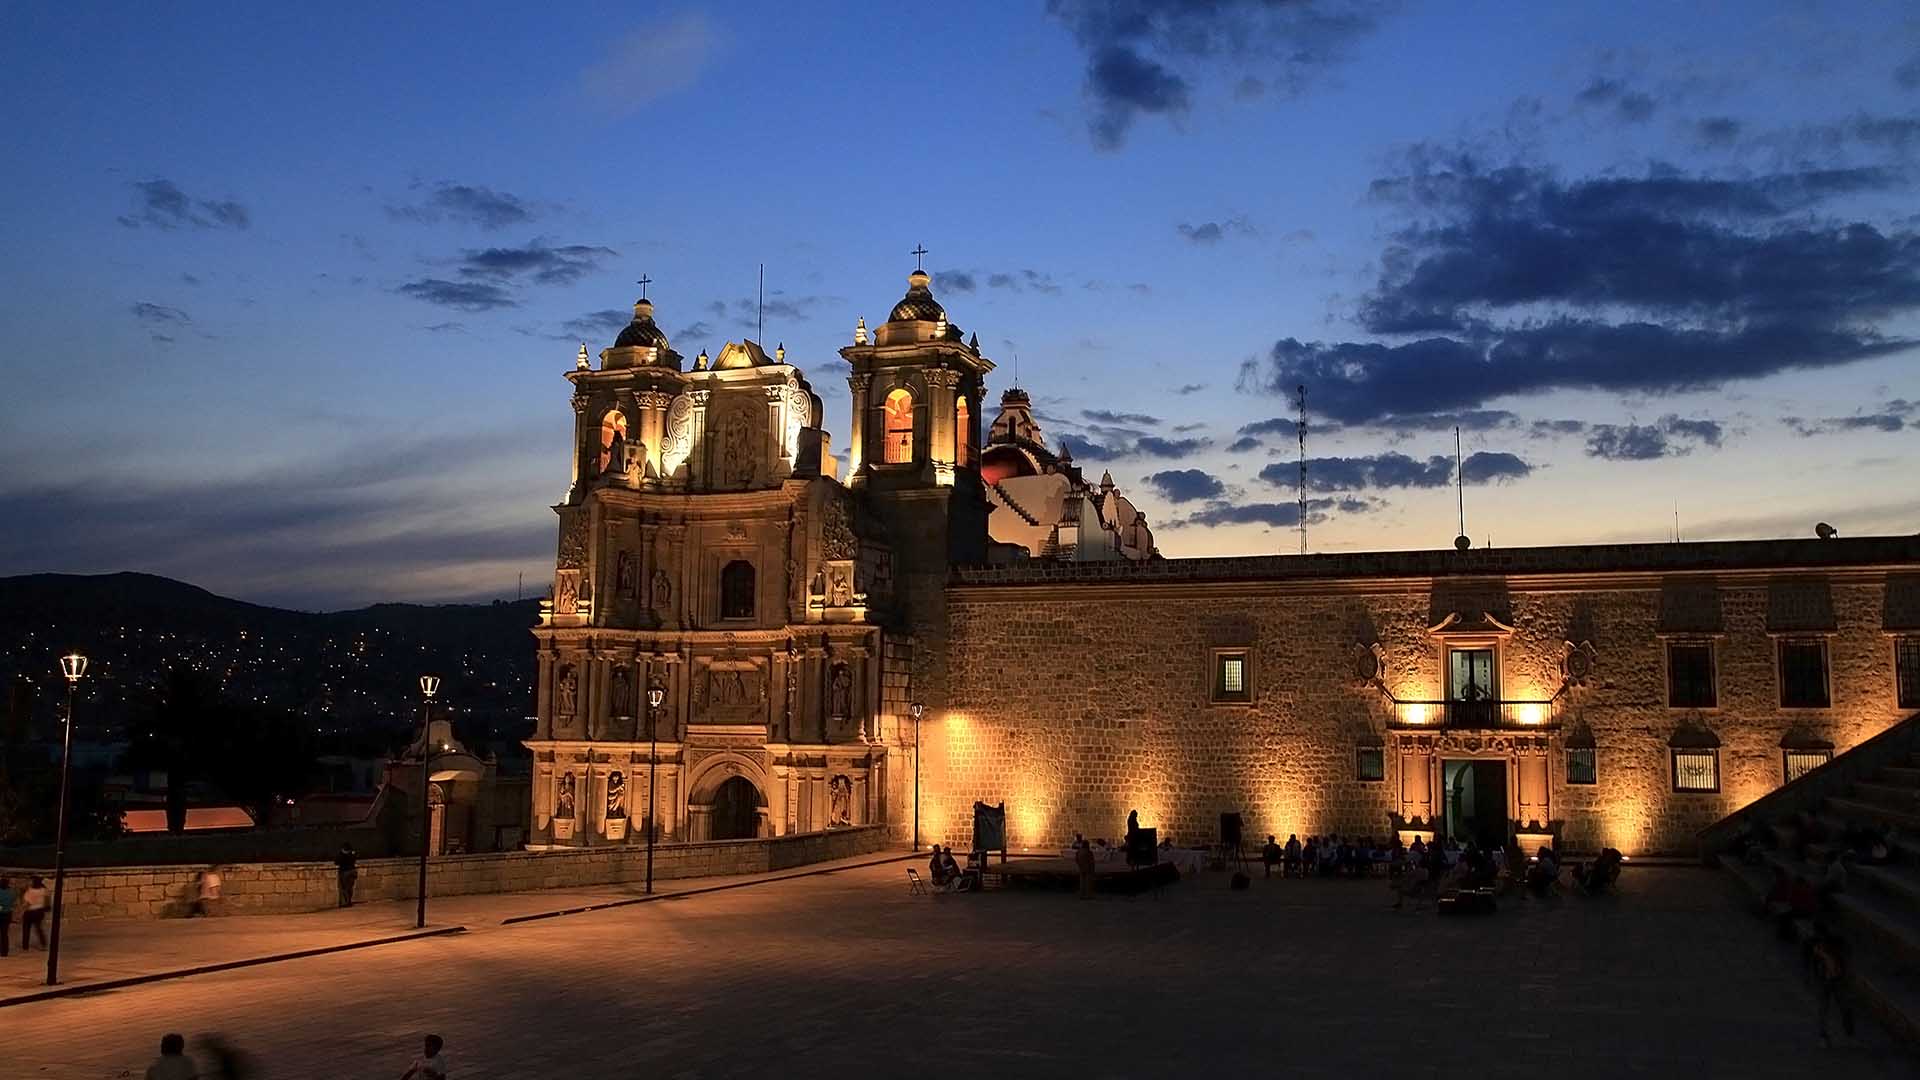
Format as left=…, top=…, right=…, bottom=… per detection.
left=1388, top=697, right=1562, bottom=730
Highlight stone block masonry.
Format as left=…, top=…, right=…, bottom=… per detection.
left=0, top=824, right=886, bottom=921
left=926, top=537, right=1920, bottom=857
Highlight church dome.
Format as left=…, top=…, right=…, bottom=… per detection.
left=614, top=298, right=670, bottom=351
left=888, top=269, right=946, bottom=323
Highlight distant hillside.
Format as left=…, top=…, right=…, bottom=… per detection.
left=0, top=572, right=539, bottom=747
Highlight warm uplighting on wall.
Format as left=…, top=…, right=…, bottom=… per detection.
left=1515, top=703, right=1546, bottom=726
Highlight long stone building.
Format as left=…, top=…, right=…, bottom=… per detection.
left=525, top=267, right=1920, bottom=856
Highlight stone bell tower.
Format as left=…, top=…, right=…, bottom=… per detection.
left=840, top=267, right=992, bottom=834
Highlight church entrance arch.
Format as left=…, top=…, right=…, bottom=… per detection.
left=710, top=776, right=763, bottom=840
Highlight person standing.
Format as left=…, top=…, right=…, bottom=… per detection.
left=20, top=875, right=50, bottom=951
left=1075, top=839, right=1097, bottom=900
left=336, top=843, right=359, bottom=908
left=400, top=1034, right=448, bottom=1079
left=144, top=1033, right=198, bottom=1080
left=0, top=876, right=15, bottom=957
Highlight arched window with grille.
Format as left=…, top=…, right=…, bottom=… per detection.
left=720, top=560, right=755, bottom=620
left=882, top=388, right=914, bottom=464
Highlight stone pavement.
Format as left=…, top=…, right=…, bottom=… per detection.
left=7, top=863, right=1914, bottom=1078
left=0, top=849, right=911, bottom=1005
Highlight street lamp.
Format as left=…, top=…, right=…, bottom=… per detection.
left=416, top=674, right=440, bottom=930
left=46, top=652, right=86, bottom=986
left=644, top=679, right=666, bottom=895
left=910, top=701, right=924, bottom=852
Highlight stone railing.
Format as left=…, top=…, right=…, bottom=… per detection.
left=0, top=824, right=890, bottom=921
left=1697, top=711, right=1920, bottom=863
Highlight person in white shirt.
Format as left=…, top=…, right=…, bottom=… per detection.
left=144, top=1033, right=197, bottom=1080
left=20, top=875, right=50, bottom=951
left=401, top=1034, right=448, bottom=1080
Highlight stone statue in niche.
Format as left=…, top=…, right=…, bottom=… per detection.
left=828, top=565, right=853, bottom=608
left=722, top=415, right=755, bottom=486
left=554, top=572, right=579, bottom=615
left=556, top=664, right=578, bottom=717
left=829, top=663, right=852, bottom=719
left=615, top=551, right=637, bottom=597
left=611, top=666, right=633, bottom=716
left=601, top=431, right=626, bottom=482
left=651, top=568, right=672, bottom=612
left=829, top=774, right=853, bottom=827
left=606, top=771, right=626, bottom=819
left=556, top=772, right=577, bottom=820
left=720, top=669, right=748, bottom=706
left=622, top=440, right=647, bottom=486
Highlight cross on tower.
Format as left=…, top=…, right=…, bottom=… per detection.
left=636, top=273, right=652, bottom=299
left=910, top=244, right=928, bottom=271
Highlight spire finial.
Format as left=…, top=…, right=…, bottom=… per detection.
left=911, top=243, right=928, bottom=271
left=636, top=273, right=652, bottom=300
left=576, top=342, right=590, bottom=370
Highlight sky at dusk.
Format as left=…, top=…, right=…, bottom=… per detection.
left=2, top=2, right=1917, bottom=610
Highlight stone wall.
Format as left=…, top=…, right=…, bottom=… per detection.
left=0, top=824, right=888, bottom=921
left=929, top=544, right=1916, bottom=857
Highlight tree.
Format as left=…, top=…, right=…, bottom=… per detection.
left=125, top=667, right=214, bottom=833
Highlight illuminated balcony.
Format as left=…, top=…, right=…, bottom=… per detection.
left=1388, top=697, right=1563, bottom=730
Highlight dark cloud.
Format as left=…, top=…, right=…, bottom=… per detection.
left=118, top=178, right=250, bottom=231
left=717, top=292, right=838, bottom=325
left=1240, top=155, right=1920, bottom=424
left=1530, top=419, right=1589, bottom=437
left=1144, top=468, right=1226, bottom=504
left=1258, top=450, right=1533, bottom=490
left=1178, top=495, right=1373, bottom=529
left=456, top=241, right=616, bottom=286
left=131, top=302, right=190, bottom=325
left=936, top=270, right=979, bottom=293
left=1227, top=435, right=1262, bottom=453
left=1584, top=416, right=1723, bottom=460
left=1238, top=417, right=1305, bottom=439
left=1172, top=383, right=1207, bottom=395
left=388, top=183, right=537, bottom=230
left=1083, top=408, right=1161, bottom=426
left=675, top=320, right=713, bottom=341
left=1694, top=116, right=1743, bottom=147
left=1057, top=433, right=1210, bottom=462
left=397, top=279, right=518, bottom=312
left=935, top=268, right=1057, bottom=295
left=562, top=309, right=632, bottom=341
left=1365, top=409, right=1518, bottom=433
left=181, top=273, right=202, bottom=286
left=1784, top=398, right=1916, bottom=435
left=423, top=322, right=466, bottom=334
left=1176, top=216, right=1255, bottom=244
left=1048, top=0, right=1389, bottom=149
left=1897, top=53, right=1920, bottom=90
left=1574, top=77, right=1655, bottom=124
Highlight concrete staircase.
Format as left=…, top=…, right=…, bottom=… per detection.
left=1716, top=750, right=1920, bottom=1042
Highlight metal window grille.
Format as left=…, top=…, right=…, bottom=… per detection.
left=1778, top=639, right=1830, bottom=708
left=1566, top=747, right=1597, bottom=785
left=1672, top=749, right=1720, bottom=793
left=1666, top=643, right=1716, bottom=708
left=1897, top=637, right=1920, bottom=710
left=1783, top=749, right=1833, bottom=783
left=1356, top=746, right=1385, bottom=782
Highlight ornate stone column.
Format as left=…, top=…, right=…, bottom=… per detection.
left=686, top=388, right=711, bottom=489
left=635, top=390, right=672, bottom=480
left=846, top=373, right=871, bottom=474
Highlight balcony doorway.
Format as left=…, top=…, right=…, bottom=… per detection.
left=1442, top=758, right=1508, bottom=850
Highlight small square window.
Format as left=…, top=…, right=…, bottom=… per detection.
left=1783, top=749, right=1833, bottom=783
left=1356, top=746, right=1385, bottom=782
left=1896, top=636, right=1920, bottom=710
left=1666, top=642, right=1716, bottom=708
left=1672, top=748, right=1720, bottom=793
left=1778, top=639, right=1830, bottom=709
left=1566, top=747, right=1597, bottom=785
left=1211, top=649, right=1251, bottom=704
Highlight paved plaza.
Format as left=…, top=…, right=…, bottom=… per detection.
left=5, top=862, right=1912, bottom=1078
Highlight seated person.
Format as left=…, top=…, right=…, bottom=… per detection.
left=1580, top=847, right=1622, bottom=894
left=1283, top=834, right=1302, bottom=876
left=1301, top=838, right=1319, bottom=873
left=1262, top=835, right=1283, bottom=877
left=1526, top=846, right=1559, bottom=894
left=928, top=846, right=948, bottom=887
left=938, top=846, right=971, bottom=891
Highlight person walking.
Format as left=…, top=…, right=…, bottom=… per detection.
left=20, top=875, right=50, bottom=951
left=190, top=867, right=223, bottom=917
left=400, top=1033, right=448, bottom=1079
left=1075, top=838, right=1097, bottom=900
left=144, top=1033, right=198, bottom=1080
left=0, top=876, right=15, bottom=956
left=336, top=843, right=358, bottom=908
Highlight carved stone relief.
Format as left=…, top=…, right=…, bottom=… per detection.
left=828, top=662, right=852, bottom=719
left=826, top=561, right=855, bottom=608
left=606, top=771, right=626, bottom=819
left=820, top=497, right=856, bottom=560
left=554, top=570, right=581, bottom=615
left=611, top=665, right=633, bottom=716
left=556, top=771, right=577, bottom=820
left=615, top=550, right=637, bottom=597
left=557, top=511, right=589, bottom=569
left=829, top=774, right=853, bottom=827
left=650, top=568, right=673, bottom=612
left=555, top=663, right=579, bottom=718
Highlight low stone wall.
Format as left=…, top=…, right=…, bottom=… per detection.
left=0, top=824, right=889, bottom=921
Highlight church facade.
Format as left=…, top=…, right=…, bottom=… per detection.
left=525, top=267, right=1920, bottom=857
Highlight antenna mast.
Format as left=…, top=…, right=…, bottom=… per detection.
left=1455, top=426, right=1467, bottom=541
left=757, top=263, right=765, bottom=344
left=1296, top=383, right=1307, bottom=555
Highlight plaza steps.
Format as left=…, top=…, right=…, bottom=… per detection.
left=1713, top=749, right=1920, bottom=1043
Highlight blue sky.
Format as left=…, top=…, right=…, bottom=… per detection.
left=2, top=2, right=1917, bottom=608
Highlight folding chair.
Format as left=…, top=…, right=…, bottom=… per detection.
left=907, top=867, right=930, bottom=895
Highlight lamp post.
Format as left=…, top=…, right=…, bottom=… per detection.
left=644, top=679, right=666, bottom=895
left=46, top=652, right=86, bottom=986
left=415, top=674, right=440, bottom=930
left=910, top=701, right=924, bottom=852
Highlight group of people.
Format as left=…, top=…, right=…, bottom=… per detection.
left=142, top=1032, right=447, bottom=1079
left=1260, top=833, right=1405, bottom=878
left=0, top=874, right=52, bottom=956
left=925, top=845, right=974, bottom=892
